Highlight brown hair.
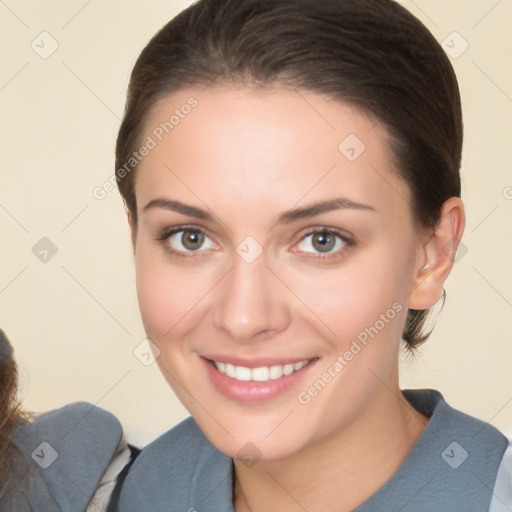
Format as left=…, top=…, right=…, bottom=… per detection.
left=0, top=329, right=24, bottom=491
left=115, top=0, right=462, bottom=349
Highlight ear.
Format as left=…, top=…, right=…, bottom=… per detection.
left=408, top=197, right=465, bottom=310
left=127, top=209, right=137, bottom=252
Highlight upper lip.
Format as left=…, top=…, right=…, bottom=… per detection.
left=201, top=355, right=317, bottom=368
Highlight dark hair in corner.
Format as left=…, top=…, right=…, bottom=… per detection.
left=0, top=329, right=24, bottom=492
left=115, top=0, right=462, bottom=349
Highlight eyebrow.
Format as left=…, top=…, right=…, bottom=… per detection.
left=142, top=196, right=376, bottom=224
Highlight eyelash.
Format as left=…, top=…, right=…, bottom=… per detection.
left=153, top=225, right=355, bottom=261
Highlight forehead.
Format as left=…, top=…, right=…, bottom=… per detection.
left=134, top=85, right=411, bottom=221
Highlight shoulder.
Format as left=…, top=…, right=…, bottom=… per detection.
left=26, top=401, right=122, bottom=443
left=401, top=389, right=510, bottom=509
left=5, top=402, right=123, bottom=512
left=405, top=388, right=507, bottom=450
left=117, top=417, right=232, bottom=511
left=18, top=401, right=123, bottom=474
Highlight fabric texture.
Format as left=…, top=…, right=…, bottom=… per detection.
left=116, top=389, right=510, bottom=512
left=1, top=402, right=122, bottom=512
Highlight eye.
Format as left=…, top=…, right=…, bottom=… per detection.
left=155, top=226, right=217, bottom=257
left=293, top=229, right=352, bottom=257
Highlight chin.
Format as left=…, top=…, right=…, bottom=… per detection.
left=188, top=406, right=313, bottom=462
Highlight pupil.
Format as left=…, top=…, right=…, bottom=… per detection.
left=182, top=230, right=204, bottom=250
left=313, top=232, right=335, bottom=252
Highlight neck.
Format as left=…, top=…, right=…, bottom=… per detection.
left=233, top=386, right=429, bottom=512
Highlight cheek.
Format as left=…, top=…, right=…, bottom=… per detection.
left=284, top=248, right=411, bottom=348
left=135, top=252, right=172, bottom=336
left=134, top=246, right=208, bottom=340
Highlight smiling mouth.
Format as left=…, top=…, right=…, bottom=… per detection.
left=207, top=358, right=314, bottom=382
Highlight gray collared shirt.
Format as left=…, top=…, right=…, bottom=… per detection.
left=117, top=389, right=510, bottom=511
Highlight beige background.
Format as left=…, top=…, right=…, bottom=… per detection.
left=1, top=0, right=511, bottom=447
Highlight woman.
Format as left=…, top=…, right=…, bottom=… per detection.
left=0, top=328, right=130, bottom=511
left=112, top=0, right=511, bottom=510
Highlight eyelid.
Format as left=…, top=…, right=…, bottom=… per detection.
left=295, top=225, right=354, bottom=240
left=155, top=223, right=210, bottom=242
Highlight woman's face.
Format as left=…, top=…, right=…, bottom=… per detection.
left=130, top=86, right=426, bottom=460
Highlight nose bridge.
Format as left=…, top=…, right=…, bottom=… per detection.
left=212, top=251, right=290, bottom=341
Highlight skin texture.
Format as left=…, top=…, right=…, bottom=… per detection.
left=128, top=85, right=465, bottom=511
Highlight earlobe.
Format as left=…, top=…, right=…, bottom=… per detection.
left=408, top=197, right=465, bottom=310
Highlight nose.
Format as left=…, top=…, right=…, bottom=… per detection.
left=212, top=252, right=291, bottom=343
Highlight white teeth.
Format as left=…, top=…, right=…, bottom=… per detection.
left=225, top=363, right=236, bottom=378
left=269, top=365, right=283, bottom=380
left=251, top=366, right=270, bottom=382
left=235, top=366, right=252, bottom=381
left=213, top=359, right=311, bottom=382
left=283, top=363, right=294, bottom=376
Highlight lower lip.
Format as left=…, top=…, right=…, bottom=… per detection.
left=201, top=357, right=318, bottom=403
